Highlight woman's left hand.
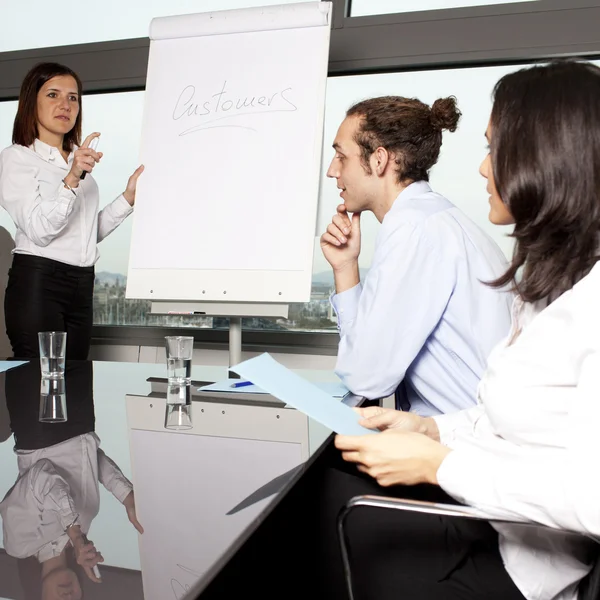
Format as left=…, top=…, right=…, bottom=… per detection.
left=123, top=165, right=145, bottom=206
left=335, top=429, right=451, bottom=487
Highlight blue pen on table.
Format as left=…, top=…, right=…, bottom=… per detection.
left=230, top=380, right=253, bottom=389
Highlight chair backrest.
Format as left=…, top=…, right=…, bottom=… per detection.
left=579, top=546, right=600, bottom=600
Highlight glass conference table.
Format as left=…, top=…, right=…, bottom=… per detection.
left=0, top=359, right=358, bottom=600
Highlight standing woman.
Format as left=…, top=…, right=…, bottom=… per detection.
left=0, top=62, right=143, bottom=359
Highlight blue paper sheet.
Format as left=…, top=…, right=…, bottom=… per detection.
left=0, top=360, right=29, bottom=373
left=231, top=353, right=376, bottom=436
left=198, top=379, right=350, bottom=399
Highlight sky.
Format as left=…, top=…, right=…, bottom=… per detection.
left=350, top=0, right=538, bottom=17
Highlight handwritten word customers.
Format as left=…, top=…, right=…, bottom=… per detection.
left=172, top=81, right=298, bottom=135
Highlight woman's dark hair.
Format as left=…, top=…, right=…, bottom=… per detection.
left=489, top=60, right=600, bottom=302
left=346, top=95, right=461, bottom=183
left=12, top=62, right=82, bottom=153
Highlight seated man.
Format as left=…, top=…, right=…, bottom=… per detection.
left=321, top=95, right=512, bottom=415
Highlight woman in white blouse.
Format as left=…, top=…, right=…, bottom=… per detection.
left=0, top=62, right=143, bottom=359
left=314, top=60, right=600, bottom=600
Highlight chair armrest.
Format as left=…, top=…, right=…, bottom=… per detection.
left=340, top=495, right=523, bottom=524
left=337, top=495, right=600, bottom=600
left=337, top=495, right=532, bottom=600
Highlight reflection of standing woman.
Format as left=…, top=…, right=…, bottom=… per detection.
left=1, top=361, right=143, bottom=599
left=0, top=62, right=144, bottom=359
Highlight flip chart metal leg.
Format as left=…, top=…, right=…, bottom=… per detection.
left=228, top=317, right=242, bottom=377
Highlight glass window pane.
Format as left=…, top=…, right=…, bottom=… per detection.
left=0, top=101, right=18, bottom=238
left=318, top=65, right=517, bottom=278
left=80, top=92, right=151, bottom=326
left=0, top=0, right=307, bottom=53
left=350, top=0, right=538, bottom=17
left=5, top=59, right=591, bottom=332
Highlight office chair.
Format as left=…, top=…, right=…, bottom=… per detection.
left=338, top=496, right=600, bottom=600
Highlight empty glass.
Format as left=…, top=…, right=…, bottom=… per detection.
left=39, top=377, right=67, bottom=423
left=38, top=331, right=66, bottom=379
left=165, top=336, right=193, bottom=384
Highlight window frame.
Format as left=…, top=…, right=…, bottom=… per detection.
left=1, top=0, right=599, bottom=351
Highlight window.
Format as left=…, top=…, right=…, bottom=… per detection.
left=0, top=0, right=309, bottom=53
left=349, top=0, right=539, bottom=17
left=0, top=101, right=17, bottom=236
left=0, top=62, right=521, bottom=332
left=73, top=63, right=522, bottom=332
left=5, top=59, right=595, bottom=332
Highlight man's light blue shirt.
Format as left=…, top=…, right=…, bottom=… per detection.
left=331, top=181, right=513, bottom=416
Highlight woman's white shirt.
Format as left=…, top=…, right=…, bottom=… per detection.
left=0, top=433, right=132, bottom=562
left=0, top=139, right=132, bottom=267
left=434, top=263, right=600, bottom=600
